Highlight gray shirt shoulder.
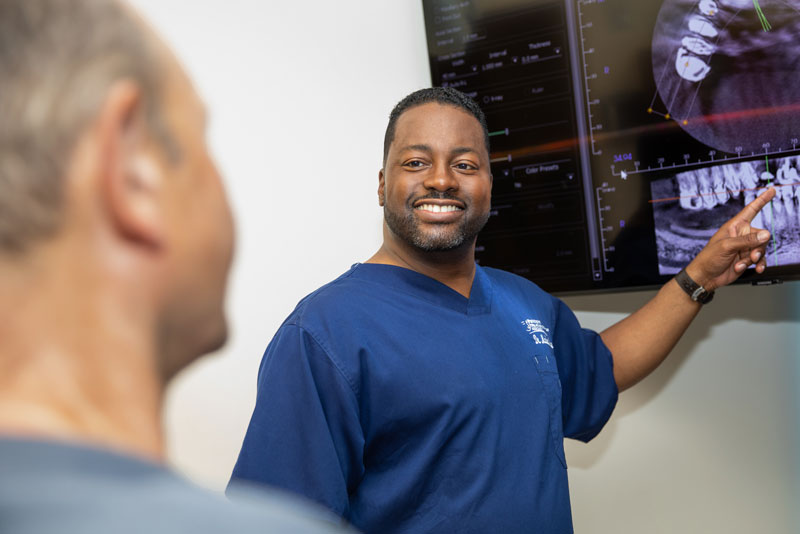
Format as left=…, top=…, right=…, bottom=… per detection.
left=0, top=438, right=355, bottom=534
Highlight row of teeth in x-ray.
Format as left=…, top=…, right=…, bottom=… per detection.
left=676, top=0, right=722, bottom=82
left=676, top=158, right=800, bottom=229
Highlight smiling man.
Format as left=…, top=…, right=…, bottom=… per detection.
left=230, top=87, right=776, bottom=533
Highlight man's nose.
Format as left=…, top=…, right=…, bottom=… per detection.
left=424, top=162, right=459, bottom=192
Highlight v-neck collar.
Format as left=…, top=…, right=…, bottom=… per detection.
left=350, top=263, right=493, bottom=316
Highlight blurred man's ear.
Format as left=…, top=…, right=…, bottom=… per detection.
left=98, top=79, right=165, bottom=251
left=378, top=169, right=385, bottom=207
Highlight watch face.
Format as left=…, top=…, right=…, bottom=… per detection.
left=694, top=287, right=714, bottom=304
left=691, top=287, right=706, bottom=301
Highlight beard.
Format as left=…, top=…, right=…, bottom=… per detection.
left=384, top=193, right=490, bottom=252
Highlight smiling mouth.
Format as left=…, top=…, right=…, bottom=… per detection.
left=414, top=203, right=464, bottom=213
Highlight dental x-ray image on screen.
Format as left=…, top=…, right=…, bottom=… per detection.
left=651, top=156, right=800, bottom=275
left=652, top=0, right=800, bottom=156
left=423, top=0, right=800, bottom=293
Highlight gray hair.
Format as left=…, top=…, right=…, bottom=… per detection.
left=0, top=0, right=175, bottom=253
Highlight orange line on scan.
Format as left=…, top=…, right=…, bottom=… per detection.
left=488, top=104, right=800, bottom=163
left=649, top=183, right=799, bottom=204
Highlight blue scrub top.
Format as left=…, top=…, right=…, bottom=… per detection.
left=230, top=263, right=617, bottom=533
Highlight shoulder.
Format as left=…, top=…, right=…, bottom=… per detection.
left=147, top=478, right=353, bottom=533
left=286, top=265, right=370, bottom=327
left=270, top=265, right=380, bottom=379
left=0, top=440, right=352, bottom=534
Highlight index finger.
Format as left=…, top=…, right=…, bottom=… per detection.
left=736, top=187, right=776, bottom=223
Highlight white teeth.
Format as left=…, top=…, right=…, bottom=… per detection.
left=697, top=168, right=717, bottom=209
left=676, top=158, right=800, bottom=233
left=675, top=14, right=718, bottom=83
left=739, top=162, right=759, bottom=190
left=776, top=161, right=797, bottom=215
left=722, top=165, right=741, bottom=199
left=711, top=166, right=729, bottom=205
left=677, top=173, right=703, bottom=211
left=681, top=36, right=715, bottom=56
left=688, top=15, right=718, bottom=37
left=416, top=204, right=461, bottom=213
left=676, top=48, right=711, bottom=82
left=698, top=0, right=718, bottom=17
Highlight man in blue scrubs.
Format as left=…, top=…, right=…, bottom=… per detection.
left=230, top=87, right=775, bottom=533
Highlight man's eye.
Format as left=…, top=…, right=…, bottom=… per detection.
left=454, top=162, right=477, bottom=171
left=404, top=160, right=426, bottom=168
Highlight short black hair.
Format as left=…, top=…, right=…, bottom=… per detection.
left=382, top=87, right=490, bottom=164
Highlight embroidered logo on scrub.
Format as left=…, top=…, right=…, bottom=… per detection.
left=521, top=319, right=554, bottom=348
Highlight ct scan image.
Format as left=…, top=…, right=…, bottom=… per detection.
left=652, top=0, right=800, bottom=156
left=650, top=155, right=800, bottom=274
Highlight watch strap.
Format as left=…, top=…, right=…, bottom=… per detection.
left=675, top=268, right=714, bottom=304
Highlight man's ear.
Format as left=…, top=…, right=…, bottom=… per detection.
left=97, top=80, right=165, bottom=251
left=378, top=169, right=386, bottom=207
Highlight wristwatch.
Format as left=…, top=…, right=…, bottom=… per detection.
left=675, top=268, right=714, bottom=304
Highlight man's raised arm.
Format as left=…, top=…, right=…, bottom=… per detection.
left=601, top=188, right=777, bottom=392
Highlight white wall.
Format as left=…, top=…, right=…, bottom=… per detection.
left=130, top=2, right=799, bottom=532
left=562, top=285, right=800, bottom=533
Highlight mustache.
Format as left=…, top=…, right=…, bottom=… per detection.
left=410, top=191, right=467, bottom=205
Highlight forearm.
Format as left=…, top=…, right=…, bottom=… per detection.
left=600, top=277, right=702, bottom=392
left=601, top=188, right=775, bottom=392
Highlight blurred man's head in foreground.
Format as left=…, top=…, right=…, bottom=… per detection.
left=0, top=0, right=235, bottom=382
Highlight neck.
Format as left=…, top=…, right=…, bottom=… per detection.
left=368, top=224, right=477, bottom=297
left=0, top=251, right=165, bottom=462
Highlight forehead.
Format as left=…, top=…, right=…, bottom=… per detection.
left=391, top=102, right=485, bottom=154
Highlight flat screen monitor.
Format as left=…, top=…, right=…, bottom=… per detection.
left=422, top=0, right=800, bottom=293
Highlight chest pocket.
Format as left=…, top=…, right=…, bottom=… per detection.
left=532, top=352, right=567, bottom=468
